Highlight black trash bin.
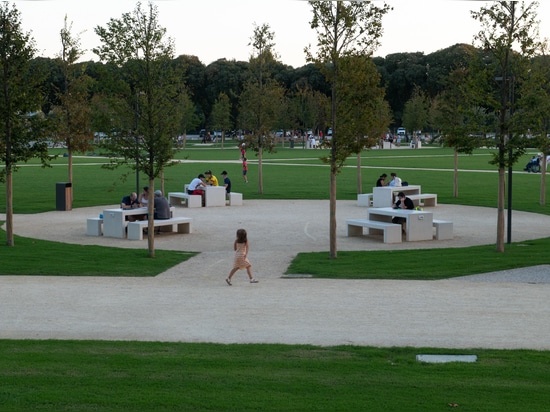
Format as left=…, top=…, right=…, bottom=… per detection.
left=56, top=182, right=72, bottom=211
left=289, top=139, right=294, bottom=149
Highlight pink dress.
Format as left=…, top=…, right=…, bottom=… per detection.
left=233, top=242, right=251, bottom=269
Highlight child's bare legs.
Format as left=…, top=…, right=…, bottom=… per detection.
left=226, top=268, right=238, bottom=285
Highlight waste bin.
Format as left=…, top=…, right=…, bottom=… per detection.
left=290, top=139, right=294, bottom=149
left=56, top=182, right=72, bottom=211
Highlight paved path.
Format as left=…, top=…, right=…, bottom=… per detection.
left=1, top=200, right=550, bottom=349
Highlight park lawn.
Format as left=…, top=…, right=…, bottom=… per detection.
left=0, top=229, right=196, bottom=276
left=2, top=146, right=550, bottom=214
left=0, top=340, right=549, bottom=411
left=286, top=237, right=550, bottom=279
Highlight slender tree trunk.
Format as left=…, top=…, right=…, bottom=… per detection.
left=356, top=151, right=362, bottom=194
left=5, top=172, right=14, bottom=246
left=68, top=149, right=74, bottom=207
left=258, top=147, right=263, bottom=194
left=330, top=165, right=337, bottom=259
left=541, top=151, right=547, bottom=206
left=453, top=149, right=458, bottom=198
left=496, top=167, right=506, bottom=252
left=147, top=178, right=155, bottom=258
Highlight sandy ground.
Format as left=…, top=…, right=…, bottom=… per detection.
left=1, top=200, right=550, bottom=349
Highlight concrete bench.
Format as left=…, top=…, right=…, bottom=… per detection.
left=346, top=219, right=402, bottom=243
left=408, top=193, right=437, bottom=207
left=357, top=193, right=373, bottom=207
left=227, top=192, right=243, bottom=206
left=127, top=217, right=192, bottom=241
left=433, top=219, right=453, bottom=240
left=86, top=217, right=103, bottom=236
left=168, top=192, right=201, bottom=208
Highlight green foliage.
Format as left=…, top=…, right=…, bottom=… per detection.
left=1, top=341, right=549, bottom=411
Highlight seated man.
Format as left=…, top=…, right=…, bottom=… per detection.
left=121, top=192, right=144, bottom=222
left=153, top=190, right=171, bottom=220
left=188, top=174, right=206, bottom=206
left=121, top=192, right=139, bottom=210
left=388, top=172, right=402, bottom=187
left=392, top=192, right=414, bottom=234
left=204, top=170, right=219, bottom=186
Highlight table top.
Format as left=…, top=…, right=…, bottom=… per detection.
left=368, top=207, right=432, bottom=218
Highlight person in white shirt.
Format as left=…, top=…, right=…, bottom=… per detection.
left=388, top=172, right=402, bottom=187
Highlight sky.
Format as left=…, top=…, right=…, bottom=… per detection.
left=11, top=0, right=550, bottom=68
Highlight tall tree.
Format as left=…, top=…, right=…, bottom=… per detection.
left=431, top=66, right=483, bottom=198
left=94, top=1, right=185, bottom=257
left=53, top=15, right=94, bottom=206
left=471, top=1, right=541, bottom=252
left=305, top=0, right=391, bottom=259
left=239, top=23, right=285, bottom=194
left=0, top=2, right=50, bottom=246
left=336, top=55, right=391, bottom=194
left=211, top=92, right=232, bottom=149
left=402, top=85, right=429, bottom=148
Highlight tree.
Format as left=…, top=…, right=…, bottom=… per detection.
left=305, top=0, right=391, bottom=259
left=94, top=1, right=185, bottom=257
left=471, top=1, right=541, bottom=252
left=402, top=85, right=429, bottom=148
left=238, top=23, right=285, bottom=194
left=515, top=46, right=550, bottom=206
left=211, top=92, right=232, bottom=149
left=335, top=55, right=391, bottom=194
left=431, top=66, right=483, bottom=198
left=53, top=15, right=95, bottom=206
left=0, top=2, right=50, bottom=246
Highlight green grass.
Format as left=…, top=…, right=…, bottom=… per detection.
left=0, top=228, right=196, bottom=276
left=1, top=340, right=549, bottom=411
left=3, top=146, right=550, bottom=214
left=287, top=237, right=550, bottom=279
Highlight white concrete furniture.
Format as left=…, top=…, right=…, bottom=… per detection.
left=168, top=192, right=201, bottom=208
left=204, top=186, right=226, bottom=207
left=367, top=207, right=433, bottom=242
left=408, top=193, right=437, bottom=207
left=127, top=217, right=192, bottom=241
left=86, top=218, right=103, bottom=236
left=357, top=193, right=373, bottom=207
left=346, top=219, right=402, bottom=243
left=372, top=185, right=421, bottom=208
left=433, top=219, right=453, bottom=240
left=102, top=207, right=174, bottom=238
left=227, top=192, right=243, bottom=206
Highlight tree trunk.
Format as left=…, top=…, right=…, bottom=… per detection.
left=147, top=178, right=155, bottom=257
left=5, top=172, right=14, bottom=246
left=68, top=149, right=74, bottom=207
left=453, top=149, right=458, bottom=198
left=329, top=165, right=337, bottom=259
left=258, top=147, right=263, bottom=194
left=541, top=152, right=547, bottom=206
left=356, top=151, right=363, bottom=194
left=496, top=167, right=506, bottom=252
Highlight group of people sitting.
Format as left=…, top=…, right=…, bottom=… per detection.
left=376, top=172, right=403, bottom=187
left=120, top=186, right=170, bottom=222
left=187, top=170, right=232, bottom=206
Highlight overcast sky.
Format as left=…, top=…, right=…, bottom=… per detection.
left=12, top=0, right=550, bottom=68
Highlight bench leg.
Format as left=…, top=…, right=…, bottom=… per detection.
left=384, top=226, right=402, bottom=243
left=176, top=222, right=191, bottom=234
left=435, top=223, right=453, bottom=240
left=128, top=225, right=144, bottom=241
left=347, top=224, right=363, bottom=236
left=424, top=197, right=437, bottom=207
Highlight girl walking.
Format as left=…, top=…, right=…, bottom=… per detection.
left=226, top=229, right=258, bottom=285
